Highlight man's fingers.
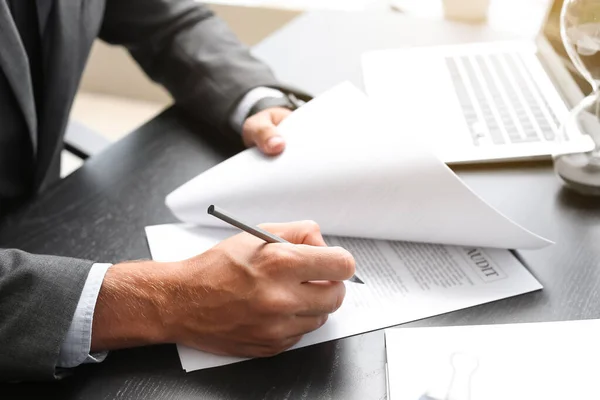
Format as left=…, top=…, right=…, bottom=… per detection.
left=287, top=245, right=356, bottom=283
left=289, top=314, right=329, bottom=335
left=242, top=108, right=291, bottom=156
left=258, top=243, right=354, bottom=283
left=258, top=315, right=328, bottom=343
left=241, top=334, right=304, bottom=358
left=255, top=123, right=285, bottom=155
left=268, top=107, right=293, bottom=124
left=258, top=220, right=327, bottom=247
left=294, top=281, right=346, bottom=316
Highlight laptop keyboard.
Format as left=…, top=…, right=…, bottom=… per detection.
left=445, top=53, right=564, bottom=147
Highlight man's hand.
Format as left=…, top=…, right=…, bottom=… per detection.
left=242, top=107, right=292, bottom=156
left=91, top=221, right=355, bottom=358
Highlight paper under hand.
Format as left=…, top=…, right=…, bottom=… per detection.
left=145, top=223, right=542, bottom=372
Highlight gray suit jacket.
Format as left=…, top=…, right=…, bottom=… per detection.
left=0, top=0, right=301, bottom=382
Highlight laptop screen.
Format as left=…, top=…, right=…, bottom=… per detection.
left=542, top=0, right=593, bottom=96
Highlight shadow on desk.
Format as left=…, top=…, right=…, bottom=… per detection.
left=557, top=187, right=600, bottom=211
left=30, top=341, right=345, bottom=400
left=450, top=159, right=553, bottom=173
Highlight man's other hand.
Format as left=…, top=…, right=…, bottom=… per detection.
left=242, top=107, right=292, bottom=156
left=91, top=221, right=355, bottom=359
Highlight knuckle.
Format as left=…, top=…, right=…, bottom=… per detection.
left=259, top=246, right=296, bottom=276
left=261, top=290, right=297, bottom=315
left=302, top=220, right=321, bottom=234
left=263, top=324, right=287, bottom=341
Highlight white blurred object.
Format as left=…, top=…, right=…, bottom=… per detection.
left=442, top=0, right=490, bottom=22
left=390, top=0, right=551, bottom=37
left=385, top=319, right=600, bottom=400
left=196, top=0, right=378, bottom=11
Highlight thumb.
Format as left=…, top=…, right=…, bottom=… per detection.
left=243, top=108, right=291, bottom=155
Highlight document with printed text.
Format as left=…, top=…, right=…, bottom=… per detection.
left=145, top=224, right=542, bottom=372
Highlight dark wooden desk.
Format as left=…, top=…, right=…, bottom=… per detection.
left=2, top=10, right=600, bottom=400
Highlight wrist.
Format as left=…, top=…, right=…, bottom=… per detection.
left=90, top=260, right=178, bottom=351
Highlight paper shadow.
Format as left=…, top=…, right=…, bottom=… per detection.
left=557, top=186, right=600, bottom=211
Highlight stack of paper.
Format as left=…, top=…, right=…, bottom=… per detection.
left=145, top=82, right=551, bottom=372
left=385, top=319, right=600, bottom=400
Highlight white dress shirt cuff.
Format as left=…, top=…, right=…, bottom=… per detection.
left=230, top=86, right=286, bottom=133
left=57, top=263, right=111, bottom=368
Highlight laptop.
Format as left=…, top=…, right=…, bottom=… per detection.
left=361, top=0, right=596, bottom=164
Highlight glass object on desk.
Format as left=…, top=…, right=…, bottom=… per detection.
left=554, top=0, right=600, bottom=195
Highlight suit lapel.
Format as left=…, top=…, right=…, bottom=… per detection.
left=0, top=1, right=38, bottom=154
left=36, top=0, right=52, bottom=36
left=36, top=1, right=84, bottom=189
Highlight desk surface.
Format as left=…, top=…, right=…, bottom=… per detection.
left=3, top=10, right=600, bottom=400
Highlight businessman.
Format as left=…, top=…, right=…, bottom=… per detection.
left=0, top=0, right=356, bottom=381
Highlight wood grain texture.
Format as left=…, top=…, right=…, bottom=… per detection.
left=3, top=10, right=600, bottom=400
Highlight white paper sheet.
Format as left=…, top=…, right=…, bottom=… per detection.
left=145, top=223, right=542, bottom=372
left=385, top=319, right=600, bottom=400
left=165, top=82, right=551, bottom=250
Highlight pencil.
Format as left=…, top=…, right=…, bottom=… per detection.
left=207, top=205, right=364, bottom=284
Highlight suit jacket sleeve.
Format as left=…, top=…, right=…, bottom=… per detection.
left=0, top=249, right=94, bottom=381
left=99, top=0, right=308, bottom=136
